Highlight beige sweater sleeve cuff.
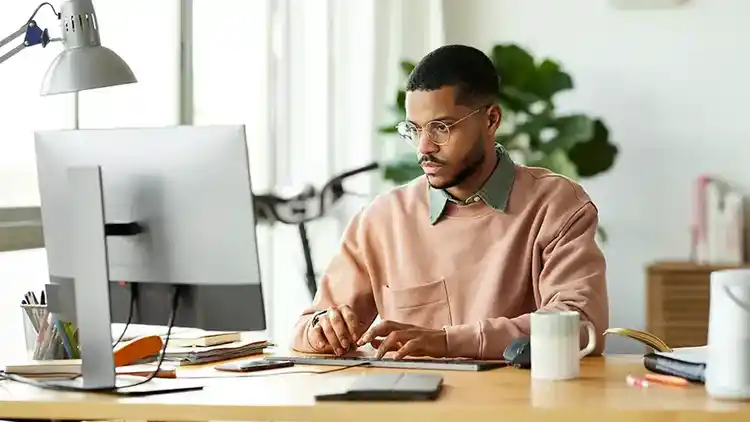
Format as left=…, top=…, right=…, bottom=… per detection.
left=443, top=323, right=482, bottom=359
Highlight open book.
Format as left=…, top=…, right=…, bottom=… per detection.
left=603, top=327, right=673, bottom=352
left=604, top=328, right=706, bottom=382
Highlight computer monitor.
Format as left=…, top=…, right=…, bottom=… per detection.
left=34, top=125, right=266, bottom=390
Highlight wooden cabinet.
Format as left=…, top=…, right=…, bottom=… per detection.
left=646, top=261, right=747, bottom=348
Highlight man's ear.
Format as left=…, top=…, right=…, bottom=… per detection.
left=488, top=105, right=502, bottom=130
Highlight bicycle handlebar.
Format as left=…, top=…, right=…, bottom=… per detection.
left=330, top=162, right=380, bottom=181
left=254, top=161, right=380, bottom=225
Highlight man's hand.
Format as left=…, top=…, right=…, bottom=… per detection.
left=356, top=320, right=448, bottom=360
left=308, top=305, right=363, bottom=355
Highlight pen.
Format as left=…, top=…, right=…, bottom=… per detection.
left=644, top=373, right=688, bottom=386
left=56, top=319, right=73, bottom=359
left=33, top=313, right=50, bottom=360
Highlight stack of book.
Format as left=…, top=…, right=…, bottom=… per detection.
left=163, top=339, right=270, bottom=366
left=604, top=327, right=706, bottom=383
left=148, top=330, right=270, bottom=366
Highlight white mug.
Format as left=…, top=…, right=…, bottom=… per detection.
left=706, top=269, right=750, bottom=400
left=530, top=310, right=597, bottom=381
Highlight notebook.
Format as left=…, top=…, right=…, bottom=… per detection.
left=644, top=349, right=706, bottom=383
left=315, top=373, right=443, bottom=401
left=3, top=359, right=82, bottom=379
left=167, top=331, right=241, bottom=347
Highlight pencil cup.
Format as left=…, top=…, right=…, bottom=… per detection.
left=21, top=304, right=79, bottom=360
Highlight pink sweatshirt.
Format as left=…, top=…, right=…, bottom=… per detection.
left=292, top=152, right=609, bottom=359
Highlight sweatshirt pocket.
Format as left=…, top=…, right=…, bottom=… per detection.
left=382, top=279, right=452, bottom=329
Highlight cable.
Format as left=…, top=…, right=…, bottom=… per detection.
left=112, top=283, right=138, bottom=347
left=113, top=285, right=181, bottom=389
left=27, top=2, right=60, bottom=22
left=234, top=362, right=370, bottom=378
left=0, top=285, right=182, bottom=394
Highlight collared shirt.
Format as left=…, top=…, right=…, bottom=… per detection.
left=428, top=146, right=516, bottom=224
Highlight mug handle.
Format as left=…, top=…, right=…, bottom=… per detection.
left=579, top=321, right=597, bottom=359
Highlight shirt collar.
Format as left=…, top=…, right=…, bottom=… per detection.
left=428, top=146, right=516, bottom=224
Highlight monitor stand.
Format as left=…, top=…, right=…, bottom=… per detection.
left=62, top=165, right=203, bottom=395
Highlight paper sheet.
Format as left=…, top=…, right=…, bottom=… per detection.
left=654, top=346, right=706, bottom=364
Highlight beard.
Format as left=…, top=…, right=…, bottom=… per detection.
left=424, top=139, right=486, bottom=190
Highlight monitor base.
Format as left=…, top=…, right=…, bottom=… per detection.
left=46, top=375, right=203, bottom=396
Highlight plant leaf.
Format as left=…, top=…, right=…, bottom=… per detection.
left=382, top=154, right=422, bottom=184
left=495, top=134, right=515, bottom=147
left=396, top=90, right=406, bottom=113
left=539, top=114, right=594, bottom=153
left=378, top=123, right=398, bottom=134
left=492, top=44, right=536, bottom=90
left=527, top=59, right=573, bottom=101
left=499, top=85, right=540, bottom=113
left=527, top=149, right=579, bottom=180
left=597, top=226, right=608, bottom=243
left=400, top=61, right=416, bottom=76
left=567, top=119, right=619, bottom=178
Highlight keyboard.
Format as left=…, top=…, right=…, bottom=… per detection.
left=266, top=355, right=507, bottom=371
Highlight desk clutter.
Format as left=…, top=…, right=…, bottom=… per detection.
left=115, top=325, right=270, bottom=366
left=604, top=327, right=706, bottom=383
left=21, top=290, right=79, bottom=360
left=9, top=290, right=270, bottom=379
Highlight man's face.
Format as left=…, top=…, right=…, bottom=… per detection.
left=404, top=86, right=488, bottom=189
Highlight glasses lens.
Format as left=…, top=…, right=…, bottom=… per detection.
left=396, top=122, right=419, bottom=146
left=425, top=121, right=450, bottom=145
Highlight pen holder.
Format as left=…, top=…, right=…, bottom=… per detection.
left=21, top=304, right=80, bottom=360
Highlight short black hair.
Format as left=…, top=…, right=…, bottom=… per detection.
left=406, top=44, right=499, bottom=106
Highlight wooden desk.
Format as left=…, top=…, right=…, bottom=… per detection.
left=1, top=355, right=749, bottom=422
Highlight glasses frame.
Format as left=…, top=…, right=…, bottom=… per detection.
left=396, top=105, right=489, bottom=147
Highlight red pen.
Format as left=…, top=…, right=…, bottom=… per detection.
left=644, top=373, right=688, bottom=386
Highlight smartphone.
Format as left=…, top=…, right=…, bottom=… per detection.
left=215, top=358, right=294, bottom=373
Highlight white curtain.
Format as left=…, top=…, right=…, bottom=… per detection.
left=268, top=0, right=447, bottom=345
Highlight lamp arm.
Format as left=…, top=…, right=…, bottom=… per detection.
left=0, top=2, right=62, bottom=66
left=0, top=24, right=29, bottom=65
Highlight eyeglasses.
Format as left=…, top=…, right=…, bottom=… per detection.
left=395, top=106, right=488, bottom=147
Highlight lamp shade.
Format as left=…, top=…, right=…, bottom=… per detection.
left=40, top=0, right=136, bottom=96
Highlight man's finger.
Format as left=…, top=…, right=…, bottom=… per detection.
left=327, top=309, right=352, bottom=350
left=308, top=323, right=328, bottom=351
left=319, top=318, right=343, bottom=354
left=376, top=331, right=411, bottom=359
left=394, top=339, right=422, bottom=360
left=358, top=320, right=399, bottom=346
left=338, top=305, right=361, bottom=341
left=369, top=338, right=384, bottom=349
left=368, top=338, right=403, bottom=350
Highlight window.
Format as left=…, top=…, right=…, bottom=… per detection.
left=193, top=0, right=271, bottom=190
left=192, top=0, right=277, bottom=336
left=0, top=0, right=382, bottom=349
left=0, top=5, right=76, bottom=208
left=77, top=0, right=181, bottom=128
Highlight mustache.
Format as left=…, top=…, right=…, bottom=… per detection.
left=419, top=155, right=447, bottom=165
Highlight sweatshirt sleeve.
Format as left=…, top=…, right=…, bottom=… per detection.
left=291, top=211, right=379, bottom=353
left=442, top=202, right=609, bottom=359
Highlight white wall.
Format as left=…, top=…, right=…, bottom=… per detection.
left=443, top=0, right=750, bottom=352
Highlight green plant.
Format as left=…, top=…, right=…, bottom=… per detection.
left=378, top=43, right=619, bottom=240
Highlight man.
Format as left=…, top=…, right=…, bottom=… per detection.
left=291, top=44, right=609, bottom=360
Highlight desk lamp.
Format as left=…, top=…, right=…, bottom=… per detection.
left=0, top=0, right=136, bottom=95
